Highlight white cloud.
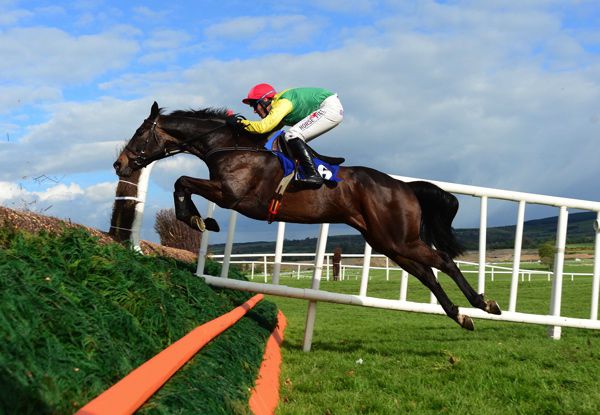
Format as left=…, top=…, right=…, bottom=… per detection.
left=91, top=12, right=600, bottom=206
left=34, top=183, right=83, bottom=202
left=153, top=154, right=206, bottom=176
left=84, top=181, right=117, bottom=202
left=0, top=8, right=31, bottom=25
left=0, top=27, right=139, bottom=84
left=0, top=97, right=151, bottom=181
left=204, top=16, right=265, bottom=39
left=151, top=154, right=209, bottom=192
left=138, top=50, right=181, bottom=65
left=0, top=85, right=62, bottom=114
left=144, top=29, right=190, bottom=50
left=311, top=0, right=377, bottom=13
left=33, top=5, right=66, bottom=17
left=0, top=181, right=26, bottom=203
left=132, top=6, right=168, bottom=20
left=0, top=180, right=117, bottom=231
left=204, top=15, right=323, bottom=49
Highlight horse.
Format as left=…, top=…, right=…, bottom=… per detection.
left=114, top=101, right=501, bottom=330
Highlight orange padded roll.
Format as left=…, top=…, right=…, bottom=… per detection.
left=77, top=294, right=264, bottom=415
left=249, top=310, right=287, bottom=415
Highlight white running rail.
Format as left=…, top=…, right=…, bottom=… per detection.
left=195, top=175, right=600, bottom=348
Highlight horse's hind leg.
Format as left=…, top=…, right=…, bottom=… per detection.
left=400, top=241, right=501, bottom=315
left=174, top=176, right=220, bottom=232
left=435, top=250, right=501, bottom=315
left=395, top=257, right=475, bottom=331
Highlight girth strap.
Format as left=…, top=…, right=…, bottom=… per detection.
left=267, top=170, right=295, bottom=223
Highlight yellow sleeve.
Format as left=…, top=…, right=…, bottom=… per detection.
left=241, top=99, right=293, bottom=134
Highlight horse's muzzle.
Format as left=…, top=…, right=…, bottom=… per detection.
left=113, top=160, right=132, bottom=178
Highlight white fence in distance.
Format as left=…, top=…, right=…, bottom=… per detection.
left=211, top=253, right=594, bottom=284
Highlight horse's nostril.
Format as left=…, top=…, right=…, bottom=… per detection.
left=113, top=161, right=121, bottom=171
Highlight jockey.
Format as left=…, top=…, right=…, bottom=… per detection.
left=240, top=83, right=344, bottom=189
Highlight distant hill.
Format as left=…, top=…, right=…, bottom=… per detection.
left=456, top=211, right=596, bottom=250
left=208, top=211, right=597, bottom=255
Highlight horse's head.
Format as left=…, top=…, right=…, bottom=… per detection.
left=114, top=101, right=180, bottom=177
left=114, top=102, right=246, bottom=176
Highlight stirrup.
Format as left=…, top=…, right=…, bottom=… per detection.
left=294, top=173, right=323, bottom=189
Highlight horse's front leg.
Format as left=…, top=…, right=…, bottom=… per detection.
left=174, top=176, right=222, bottom=232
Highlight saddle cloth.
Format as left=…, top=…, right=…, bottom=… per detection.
left=264, top=130, right=343, bottom=183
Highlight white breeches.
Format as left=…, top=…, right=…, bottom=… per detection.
left=286, top=94, right=344, bottom=142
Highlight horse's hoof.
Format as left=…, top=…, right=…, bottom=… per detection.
left=204, top=218, right=220, bottom=232
left=190, top=215, right=206, bottom=232
left=485, top=300, right=502, bottom=315
left=457, top=314, right=475, bottom=331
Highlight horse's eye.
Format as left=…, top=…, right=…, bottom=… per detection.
left=128, top=137, right=144, bottom=153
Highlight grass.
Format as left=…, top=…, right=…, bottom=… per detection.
left=268, top=266, right=600, bottom=414
left=3, top=221, right=598, bottom=413
left=0, top=226, right=278, bottom=414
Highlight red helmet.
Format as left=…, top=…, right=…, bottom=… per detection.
left=242, top=83, right=276, bottom=105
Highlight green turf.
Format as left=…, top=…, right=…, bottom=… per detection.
left=0, top=225, right=278, bottom=414
left=3, top=220, right=598, bottom=414
left=269, top=268, right=600, bottom=414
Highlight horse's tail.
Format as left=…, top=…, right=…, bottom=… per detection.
left=407, top=180, right=464, bottom=259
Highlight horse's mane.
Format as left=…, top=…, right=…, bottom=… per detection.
left=165, top=107, right=230, bottom=120
left=161, top=106, right=268, bottom=143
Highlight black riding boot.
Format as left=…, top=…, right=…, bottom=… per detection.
left=287, top=137, right=324, bottom=189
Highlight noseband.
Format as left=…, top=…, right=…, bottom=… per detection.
left=125, top=120, right=162, bottom=167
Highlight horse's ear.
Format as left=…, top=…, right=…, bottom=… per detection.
left=150, top=101, right=159, bottom=118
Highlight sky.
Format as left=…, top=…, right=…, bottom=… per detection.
left=1, top=0, right=600, bottom=245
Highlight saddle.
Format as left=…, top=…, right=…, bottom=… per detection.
left=264, top=131, right=345, bottom=222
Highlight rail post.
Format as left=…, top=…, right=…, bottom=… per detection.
left=591, top=211, right=600, bottom=320
left=220, top=210, right=237, bottom=278
left=263, top=255, right=268, bottom=283
left=399, top=269, right=408, bottom=301
left=386, top=257, right=390, bottom=281
left=196, top=202, right=216, bottom=276
left=359, top=243, right=372, bottom=297
left=272, top=222, right=286, bottom=285
left=478, top=195, right=488, bottom=294
left=548, top=206, right=568, bottom=339
left=430, top=269, right=438, bottom=304
left=303, top=223, right=329, bottom=352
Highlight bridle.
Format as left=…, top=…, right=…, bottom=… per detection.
left=125, top=115, right=270, bottom=167
left=125, top=120, right=162, bottom=167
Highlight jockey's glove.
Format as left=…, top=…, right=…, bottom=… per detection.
left=225, top=114, right=246, bottom=130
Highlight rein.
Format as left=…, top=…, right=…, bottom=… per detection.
left=127, top=116, right=271, bottom=166
left=202, top=145, right=269, bottom=161
left=175, top=116, right=270, bottom=161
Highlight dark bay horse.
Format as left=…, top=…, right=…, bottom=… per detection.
left=114, top=102, right=501, bottom=330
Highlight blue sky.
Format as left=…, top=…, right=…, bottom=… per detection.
left=2, top=0, right=600, bottom=244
